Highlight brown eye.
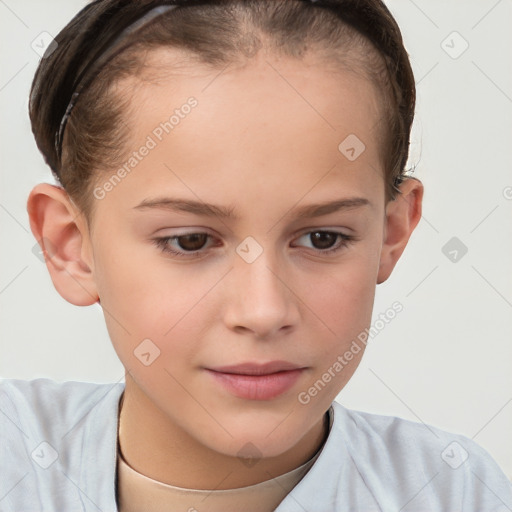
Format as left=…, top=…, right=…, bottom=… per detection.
left=176, top=233, right=208, bottom=251
left=153, top=232, right=214, bottom=259
left=293, top=230, right=354, bottom=256
left=309, top=231, right=338, bottom=250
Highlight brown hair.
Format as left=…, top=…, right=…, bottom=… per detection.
left=29, top=0, right=416, bottom=221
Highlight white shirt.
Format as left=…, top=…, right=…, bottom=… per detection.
left=1, top=377, right=511, bottom=511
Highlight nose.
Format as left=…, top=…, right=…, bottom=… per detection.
left=222, top=248, right=299, bottom=339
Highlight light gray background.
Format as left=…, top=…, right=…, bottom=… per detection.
left=1, top=0, right=511, bottom=478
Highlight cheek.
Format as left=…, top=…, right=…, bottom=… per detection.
left=93, top=224, right=380, bottom=376
left=92, top=241, right=223, bottom=365
left=302, top=251, right=379, bottom=340
left=294, top=245, right=379, bottom=400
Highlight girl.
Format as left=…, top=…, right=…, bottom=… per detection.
left=1, top=0, right=511, bottom=510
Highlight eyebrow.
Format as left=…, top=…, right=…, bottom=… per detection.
left=133, top=196, right=371, bottom=220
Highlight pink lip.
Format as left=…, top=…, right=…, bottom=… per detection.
left=205, top=361, right=306, bottom=400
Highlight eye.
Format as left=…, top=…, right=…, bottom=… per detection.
left=153, top=230, right=355, bottom=260
left=153, top=232, right=215, bottom=259
left=293, top=230, right=354, bottom=255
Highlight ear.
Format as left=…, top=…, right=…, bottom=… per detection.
left=27, top=183, right=99, bottom=306
left=377, top=177, right=424, bottom=284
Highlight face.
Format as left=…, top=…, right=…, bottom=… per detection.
left=82, top=48, right=388, bottom=459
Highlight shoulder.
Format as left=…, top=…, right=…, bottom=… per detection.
left=0, top=376, right=124, bottom=449
left=329, top=401, right=512, bottom=511
left=333, top=400, right=494, bottom=464
left=0, top=377, right=124, bottom=432
left=0, top=378, right=123, bottom=510
left=0, top=375, right=123, bottom=402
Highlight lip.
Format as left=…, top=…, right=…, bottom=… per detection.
left=209, top=360, right=304, bottom=375
left=205, top=361, right=306, bottom=400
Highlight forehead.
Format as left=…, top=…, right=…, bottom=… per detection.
left=123, top=46, right=383, bottom=150
left=97, top=47, right=386, bottom=215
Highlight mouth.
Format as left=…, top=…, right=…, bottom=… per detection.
left=208, top=360, right=304, bottom=375
left=204, top=361, right=307, bottom=400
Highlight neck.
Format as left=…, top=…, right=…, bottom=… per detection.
left=117, top=375, right=329, bottom=490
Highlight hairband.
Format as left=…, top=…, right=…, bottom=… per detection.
left=55, top=4, right=179, bottom=160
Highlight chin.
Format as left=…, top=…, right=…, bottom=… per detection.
left=195, top=410, right=316, bottom=460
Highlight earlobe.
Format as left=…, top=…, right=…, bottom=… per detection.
left=27, top=183, right=99, bottom=306
left=377, top=177, right=424, bottom=284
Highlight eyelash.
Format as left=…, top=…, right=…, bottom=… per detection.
left=152, top=230, right=355, bottom=260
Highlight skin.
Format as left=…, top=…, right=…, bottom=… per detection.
left=27, top=48, right=423, bottom=491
